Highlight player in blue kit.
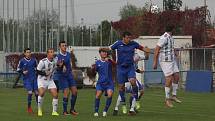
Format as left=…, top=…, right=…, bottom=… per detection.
left=92, top=48, right=115, bottom=117
left=109, top=31, right=150, bottom=115
left=56, top=41, right=78, bottom=116
left=17, top=48, right=38, bottom=114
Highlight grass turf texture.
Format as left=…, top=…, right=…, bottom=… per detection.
left=0, top=88, right=214, bottom=121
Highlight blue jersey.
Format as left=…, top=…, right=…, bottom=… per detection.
left=110, top=40, right=141, bottom=66
left=95, top=60, right=113, bottom=84
left=17, top=57, right=37, bottom=81
left=56, top=51, right=72, bottom=76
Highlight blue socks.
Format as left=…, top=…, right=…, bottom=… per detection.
left=63, top=97, right=68, bottom=112
left=27, top=94, right=32, bottom=108
left=104, top=97, right=112, bottom=112
left=70, top=95, right=77, bottom=111
left=132, top=85, right=139, bottom=100
left=119, top=90, right=125, bottom=103
left=95, top=98, right=100, bottom=113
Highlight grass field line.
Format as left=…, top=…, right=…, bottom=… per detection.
left=142, top=109, right=215, bottom=118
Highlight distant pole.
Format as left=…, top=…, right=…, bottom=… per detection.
left=27, top=0, right=30, bottom=48
left=51, top=0, right=54, bottom=48
left=22, top=0, right=25, bottom=50
left=100, top=22, right=103, bottom=46
left=17, top=0, right=20, bottom=52
left=89, top=25, right=92, bottom=46
left=65, top=0, right=68, bottom=43
left=39, top=0, right=42, bottom=52
left=81, top=18, right=84, bottom=46
left=2, top=0, right=5, bottom=52
left=33, top=0, right=36, bottom=52
left=58, top=0, right=60, bottom=49
left=45, top=0, right=48, bottom=51
left=7, top=0, right=10, bottom=52
left=13, top=0, right=15, bottom=52
left=71, top=0, right=75, bottom=46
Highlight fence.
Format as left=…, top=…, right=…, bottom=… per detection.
left=0, top=0, right=118, bottom=53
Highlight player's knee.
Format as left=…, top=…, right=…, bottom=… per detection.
left=28, top=91, right=33, bottom=94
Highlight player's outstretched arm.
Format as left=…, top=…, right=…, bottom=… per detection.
left=153, top=46, right=161, bottom=70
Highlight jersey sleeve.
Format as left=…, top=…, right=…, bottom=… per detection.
left=157, top=37, right=166, bottom=48
left=37, top=60, right=45, bottom=71
left=109, top=41, right=119, bottom=50
left=17, top=60, right=23, bottom=72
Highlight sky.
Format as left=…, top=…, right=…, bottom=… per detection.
left=0, top=0, right=214, bottom=25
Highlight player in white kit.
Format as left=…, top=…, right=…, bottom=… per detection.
left=37, top=48, right=59, bottom=116
left=153, top=25, right=182, bottom=108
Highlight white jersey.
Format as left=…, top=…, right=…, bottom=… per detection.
left=157, top=32, right=175, bottom=62
left=37, top=58, right=56, bottom=81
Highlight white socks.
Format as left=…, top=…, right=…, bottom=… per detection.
left=165, top=87, right=170, bottom=99
left=172, top=83, right=178, bottom=96
left=38, top=96, right=44, bottom=110
left=52, top=98, right=58, bottom=112
left=130, top=98, right=136, bottom=112
left=114, top=95, right=121, bottom=110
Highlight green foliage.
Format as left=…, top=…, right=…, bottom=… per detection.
left=163, top=0, right=182, bottom=11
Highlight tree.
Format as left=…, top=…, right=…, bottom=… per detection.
left=163, top=0, right=182, bottom=11
left=119, top=3, right=145, bottom=20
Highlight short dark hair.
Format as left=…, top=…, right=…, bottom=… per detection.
left=24, top=48, right=31, bottom=53
left=165, top=25, right=174, bottom=32
left=122, top=31, right=132, bottom=38
left=99, top=48, right=108, bottom=53
left=58, top=40, right=66, bottom=46
left=47, top=48, right=54, bottom=53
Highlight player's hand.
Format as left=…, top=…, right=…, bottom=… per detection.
left=57, top=60, right=64, bottom=67
left=23, top=70, right=28, bottom=75
left=139, top=69, right=144, bottom=73
left=63, top=66, right=67, bottom=73
left=45, top=71, right=51, bottom=76
left=153, top=62, right=157, bottom=70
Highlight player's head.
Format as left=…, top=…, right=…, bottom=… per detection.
left=122, top=31, right=132, bottom=44
left=24, top=48, right=31, bottom=59
left=58, top=40, right=67, bottom=53
left=165, top=25, right=174, bottom=34
left=99, top=48, right=108, bottom=59
left=47, top=48, right=55, bottom=60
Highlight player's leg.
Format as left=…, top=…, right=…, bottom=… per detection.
left=62, top=88, right=70, bottom=115
left=69, top=75, right=78, bottom=115
left=164, top=75, right=174, bottom=107
left=113, top=95, right=121, bottom=116
left=37, top=87, right=46, bottom=116
left=171, top=72, right=182, bottom=103
left=33, top=79, right=39, bottom=104
left=136, top=80, right=144, bottom=110
left=24, top=80, right=33, bottom=114
left=103, top=87, right=114, bottom=117
left=70, top=86, right=78, bottom=115
left=49, top=81, right=59, bottom=116
left=94, top=87, right=103, bottom=117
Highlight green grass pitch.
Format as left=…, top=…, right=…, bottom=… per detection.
left=0, top=88, right=214, bottom=121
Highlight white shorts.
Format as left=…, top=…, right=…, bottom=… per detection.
left=159, top=60, right=179, bottom=77
left=38, top=78, right=56, bottom=89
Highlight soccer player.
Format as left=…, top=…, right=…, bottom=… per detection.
left=92, top=48, right=114, bottom=117
left=109, top=31, right=149, bottom=115
left=56, top=41, right=78, bottom=115
left=37, top=48, right=59, bottom=116
left=153, top=25, right=182, bottom=108
left=17, top=48, right=38, bottom=114
left=113, top=50, right=148, bottom=115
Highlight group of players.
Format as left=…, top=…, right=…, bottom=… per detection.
left=17, top=25, right=181, bottom=117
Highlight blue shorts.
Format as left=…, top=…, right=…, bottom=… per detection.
left=96, top=82, right=114, bottom=92
left=59, top=74, right=76, bottom=90
left=117, top=65, right=136, bottom=85
left=23, top=78, right=38, bottom=91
